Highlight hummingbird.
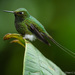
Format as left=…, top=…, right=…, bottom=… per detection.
left=4, top=8, right=75, bottom=57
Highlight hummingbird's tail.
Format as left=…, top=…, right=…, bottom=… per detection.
left=44, top=33, right=75, bottom=58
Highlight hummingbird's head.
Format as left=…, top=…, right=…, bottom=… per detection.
left=14, top=8, right=30, bottom=18
left=4, top=8, right=30, bottom=21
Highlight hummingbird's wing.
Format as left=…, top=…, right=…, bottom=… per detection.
left=27, top=24, right=51, bottom=46
left=26, top=17, right=75, bottom=57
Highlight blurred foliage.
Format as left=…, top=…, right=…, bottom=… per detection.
left=0, top=0, right=75, bottom=75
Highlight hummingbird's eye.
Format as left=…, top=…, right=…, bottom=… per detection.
left=19, top=12, right=24, bottom=15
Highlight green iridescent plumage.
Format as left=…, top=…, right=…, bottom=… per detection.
left=14, top=8, right=48, bottom=35
left=4, top=8, right=75, bottom=58
left=14, top=8, right=51, bottom=45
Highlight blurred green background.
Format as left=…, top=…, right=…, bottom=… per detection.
left=0, top=0, right=75, bottom=75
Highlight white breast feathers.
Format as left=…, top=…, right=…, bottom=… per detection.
left=23, top=34, right=36, bottom=41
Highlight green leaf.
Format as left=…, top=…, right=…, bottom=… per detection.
left=3, top=33, right=66, bottom=75
left=23, top=40, right=66, bottom=75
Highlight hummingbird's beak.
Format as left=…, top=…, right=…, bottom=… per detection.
left=3, top=10, right=14, bottom=13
